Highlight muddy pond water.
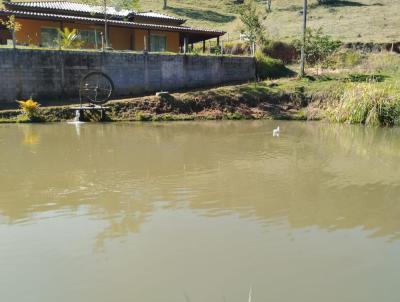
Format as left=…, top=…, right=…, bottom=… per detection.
left=1, top=121, right=400, bottom=302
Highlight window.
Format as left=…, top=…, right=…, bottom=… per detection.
left=41, top=28, right=59, bottom=48
left=150, top=35, right=167, bottom=52
left=78, top=30, right=102, bottom=48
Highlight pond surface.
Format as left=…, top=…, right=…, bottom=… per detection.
left=1, top=121, right=400, bottom=302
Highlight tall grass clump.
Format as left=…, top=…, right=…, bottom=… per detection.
left=361, top=52, right=400, bottom=74
left=325, top=83, right=400, bottom=126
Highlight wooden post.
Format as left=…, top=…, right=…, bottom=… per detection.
left=300, top=0, right=308, bottom=77
left=59, top=21, right=63, bottom=50
left=94, top=29, right=98, bottom=49
left=183, top=36, right=188, bottom=54
left=202, top=40, right=206, bottom=53
left=100, top=32, right=104, bottom=52
left=12, top=28, right=16, bottom=49
left=147, top=30, right=151, bottom=52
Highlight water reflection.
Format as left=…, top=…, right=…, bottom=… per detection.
left=1, top=121, right=400, bottom=243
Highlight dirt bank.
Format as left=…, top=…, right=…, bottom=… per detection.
left=0, top=82, right=307, bottom=123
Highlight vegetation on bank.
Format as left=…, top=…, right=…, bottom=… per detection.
left=0, top=49, right=398, bottom=127
left=0, top=81, right=308, bottom=123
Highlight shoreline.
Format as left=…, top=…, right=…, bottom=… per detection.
left=0, top=81, right=308, bottom=123
left=1, top=62, right=399, bottom=127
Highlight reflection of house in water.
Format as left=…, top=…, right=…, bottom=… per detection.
left=1, top=122, right=400, bottom=245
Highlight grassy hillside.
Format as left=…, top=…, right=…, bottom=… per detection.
left=140, top=0, right=400, bottom=43
left=1, top=0, right=399, bottom=43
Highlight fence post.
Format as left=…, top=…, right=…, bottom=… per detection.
left=12, top=29, right=16, bottom=49
left=100, top=32, right=105, bottom=52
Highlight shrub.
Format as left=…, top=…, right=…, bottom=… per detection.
left=262, top=40, right=298, bottom=64
left=293, top=28, right=342, bottom=67
left=344, top=73, right=386, bottom=83
left=56, top=28, right=83, bottom=49
left=255, top=51, right=295, bottom=79
left=17, top=98, right=41, bottom=120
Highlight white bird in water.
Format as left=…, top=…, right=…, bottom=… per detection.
left=273, top=126, right=280, bottom=137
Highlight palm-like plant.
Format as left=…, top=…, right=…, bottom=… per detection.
left=56, top=28, right=84, bottom=49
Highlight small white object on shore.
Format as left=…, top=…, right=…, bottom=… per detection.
left=156, top=91, right=169, bottom=97
left=273, top=126, right=280, bottom=137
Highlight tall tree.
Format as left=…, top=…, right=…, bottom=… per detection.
left=239, top=0, right=266, bottom=54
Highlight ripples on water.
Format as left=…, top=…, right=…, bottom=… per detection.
left=0, top=121, right=400, bottom=302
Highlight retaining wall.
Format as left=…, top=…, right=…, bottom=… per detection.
left=0, top=49, right=256, bottom=104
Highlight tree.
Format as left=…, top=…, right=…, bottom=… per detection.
left=239, top=0, right=266, bottom=54
left=0, top=15, right=22, bottom=48
left=295, top=28, right=342, bottom=73
left=163, top=0, right=167, bottom=9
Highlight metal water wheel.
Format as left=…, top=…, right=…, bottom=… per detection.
left=79, top=72, right=114, bottom=105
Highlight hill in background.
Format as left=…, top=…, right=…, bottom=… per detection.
left=141, top=0, right=399, bottom=43
left=1, top=0, right=399, bottom=43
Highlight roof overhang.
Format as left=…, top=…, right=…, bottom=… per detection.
left=0, top=9, right=225, bottom=39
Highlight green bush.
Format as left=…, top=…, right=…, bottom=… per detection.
left=345, top=73, right=386, bottom=83
left=262, top=40, right=298, bottom=64
left=293, top=28, right=342, bottom=67
left=255, top=51, right=295, bottom=79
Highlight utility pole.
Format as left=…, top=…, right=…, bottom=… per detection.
left=300, top=0, right=307, bottom=77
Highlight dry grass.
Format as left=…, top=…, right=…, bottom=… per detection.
left=139, top=0, right=399, bottom=43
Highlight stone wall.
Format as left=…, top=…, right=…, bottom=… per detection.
left=0, top=49, right=255, bottom=104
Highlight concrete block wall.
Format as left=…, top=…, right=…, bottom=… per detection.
left=0, top=49, right=256, bottom=104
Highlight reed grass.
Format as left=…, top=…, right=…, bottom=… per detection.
left=325, top=82, right=400, bottom=126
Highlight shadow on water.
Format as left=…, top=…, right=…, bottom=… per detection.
left=1, top=121, right=400, bottom=245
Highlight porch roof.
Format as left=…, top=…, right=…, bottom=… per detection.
left=0, top=9, right=225, bottom=41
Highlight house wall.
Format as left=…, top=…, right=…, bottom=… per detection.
left=16, top=18, right=60, bottom=45
left=13, top=17, right=181, bottom=52
left=133, top=29, right=180, bottom=52
left=0, top=49, right=255, bottom=104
